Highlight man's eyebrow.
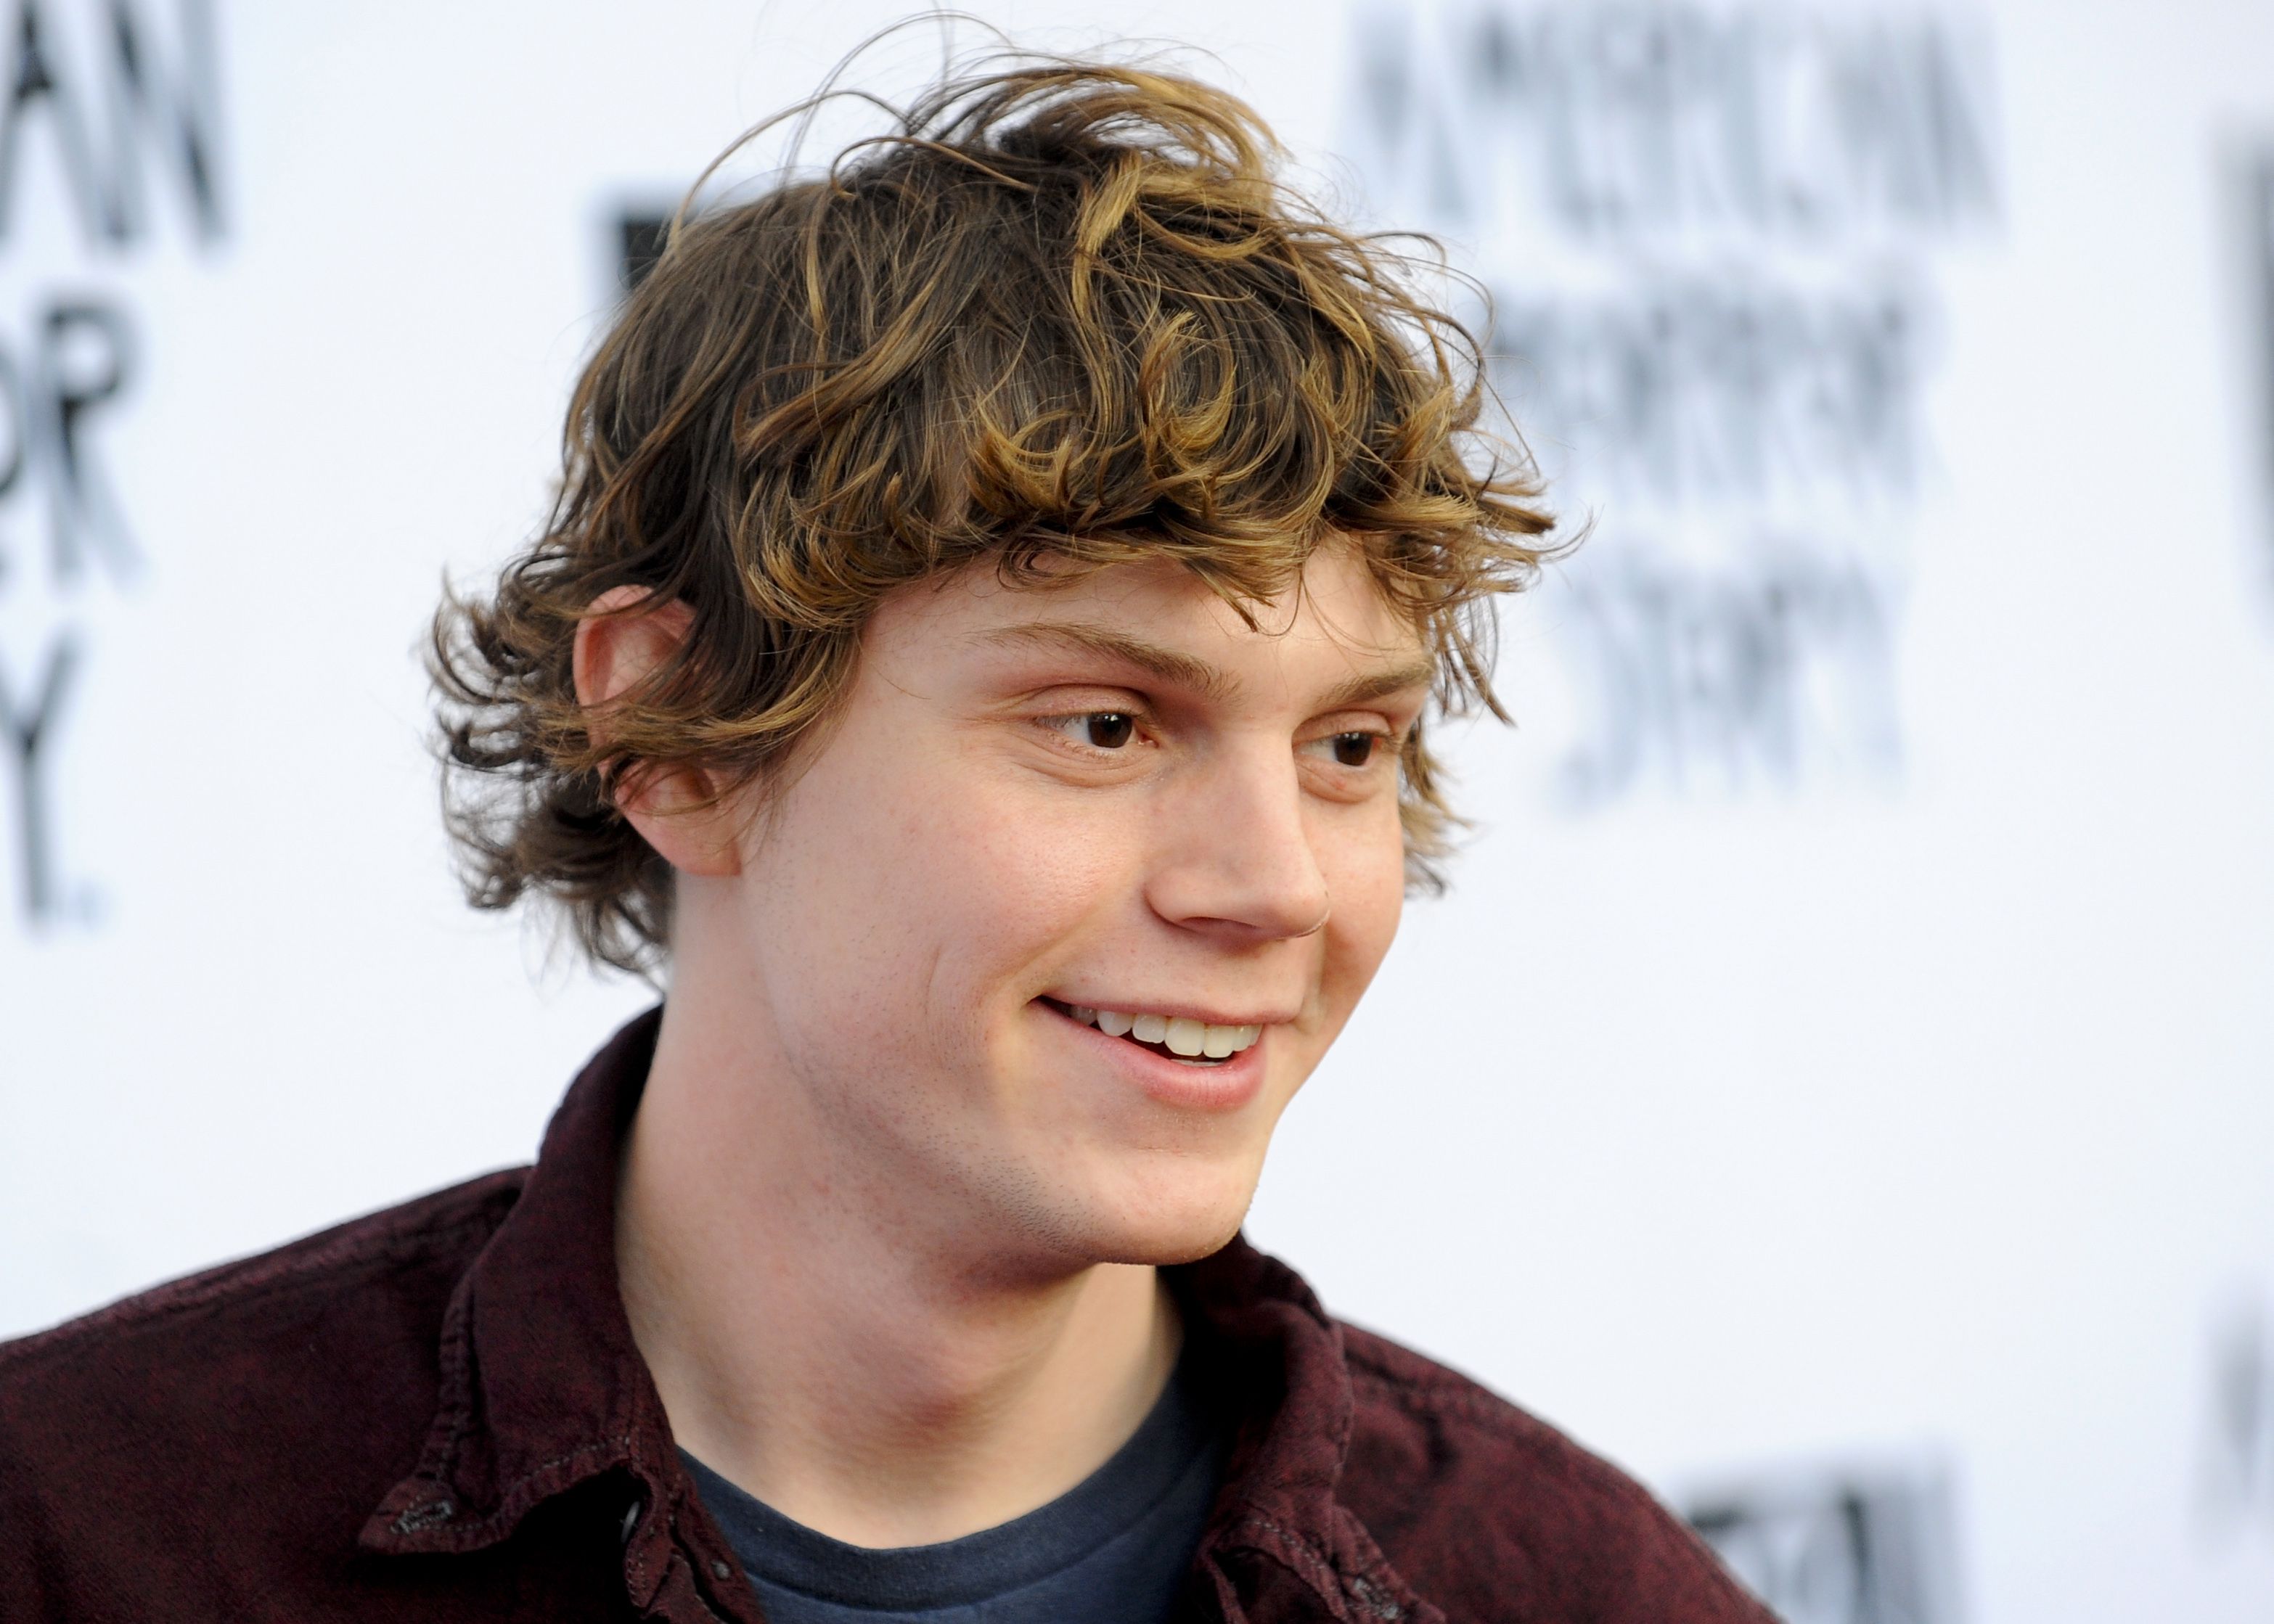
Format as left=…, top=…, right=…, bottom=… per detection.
left=1317, top=659, right=1439, bottom=712
left=979, top=622, right=1237, bottom=701
left=977, top=620, right=1436, bottom=711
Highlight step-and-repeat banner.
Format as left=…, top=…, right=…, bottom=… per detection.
left=3, top=4, right=2271, bottom=1621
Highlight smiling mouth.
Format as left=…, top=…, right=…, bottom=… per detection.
left=1039, top=998, right=1263, bottom=1067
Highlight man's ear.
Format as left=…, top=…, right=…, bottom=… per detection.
left=572, top=586, right=742, bottom=879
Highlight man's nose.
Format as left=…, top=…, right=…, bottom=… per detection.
left=1142, top=743, right=1332, bottom=943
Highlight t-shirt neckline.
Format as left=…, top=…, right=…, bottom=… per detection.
left=679, top=1348, right=1220, bottom=1610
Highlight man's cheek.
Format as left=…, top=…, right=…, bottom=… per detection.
left=946, top=783, right=1137, bottom=920
left=1329, top=824, right=1407, bottom=955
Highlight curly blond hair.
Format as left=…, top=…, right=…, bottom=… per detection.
left=431, top=56, right=1554, bottom=977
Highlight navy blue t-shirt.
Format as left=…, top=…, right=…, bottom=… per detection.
left=682, top=1359, right=1226, bottom=1624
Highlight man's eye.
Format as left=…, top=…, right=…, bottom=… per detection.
left=1330, top=731, right=1378, bottom=767
left=1056, top=712, right=1134, bottom=750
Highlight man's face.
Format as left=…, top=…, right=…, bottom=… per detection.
left=703, top=544, right=1431, bottom=1270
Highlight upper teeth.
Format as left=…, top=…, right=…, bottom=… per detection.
left=1065, top=1006, right=1263, bottom=1059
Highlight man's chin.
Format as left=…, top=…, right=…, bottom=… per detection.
left=1126, top=1223, right=1247, bottom=1269
left=1079, top=1182, right=1257, bottom=1270
left=974, top=1144, right=1267, bottom=1273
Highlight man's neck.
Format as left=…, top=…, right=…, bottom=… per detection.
left=613, top=998, right=1182, bottom=1549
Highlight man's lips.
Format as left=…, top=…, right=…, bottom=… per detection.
left=1035, top=996, right=1273, bottom=1063
left=1034, top=996, right=1271, bottom=1110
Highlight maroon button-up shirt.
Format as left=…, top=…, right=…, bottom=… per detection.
left=1, top=1011, right=1773, bottom=1623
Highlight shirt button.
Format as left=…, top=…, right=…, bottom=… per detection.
left=711, top=1558, right=732, bottom=1580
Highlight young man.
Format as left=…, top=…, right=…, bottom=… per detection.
left=0, top=60, right=1773, bottom=1624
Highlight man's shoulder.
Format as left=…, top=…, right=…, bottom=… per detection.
left=0, top=1167, right=523, bottom=1392
left=0, top=1169, right=527, bottom=1564
left=1334, top=1319, right=1640, bottom=1510
left=1333, top=1321, right=1774, bottom=1624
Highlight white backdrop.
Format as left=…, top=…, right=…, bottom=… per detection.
left=2, top=4, right=2271, bottom=1622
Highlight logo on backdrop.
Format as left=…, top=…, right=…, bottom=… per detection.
left=2201, top=1292, right=2274, bottom=1539
left=618, top=208, right=670, bottom=295
left=2243, top=147, right=2274, bottom=604
left=0, top=0, right=221, bottom=927
left=1681, top=1458, right=1964, bottom=1624
left=1341, top=1, right=1999, bottom=804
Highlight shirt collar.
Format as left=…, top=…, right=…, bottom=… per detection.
left=1177, top=1241, right=1439, bottom=1622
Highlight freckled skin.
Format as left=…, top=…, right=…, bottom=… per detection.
left=690, top=547, right=1426, bottom=1273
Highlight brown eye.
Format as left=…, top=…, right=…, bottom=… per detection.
left=1331, top=732, right=1376, bottom=767
left=1085, top=713, right=1135, bottom=749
